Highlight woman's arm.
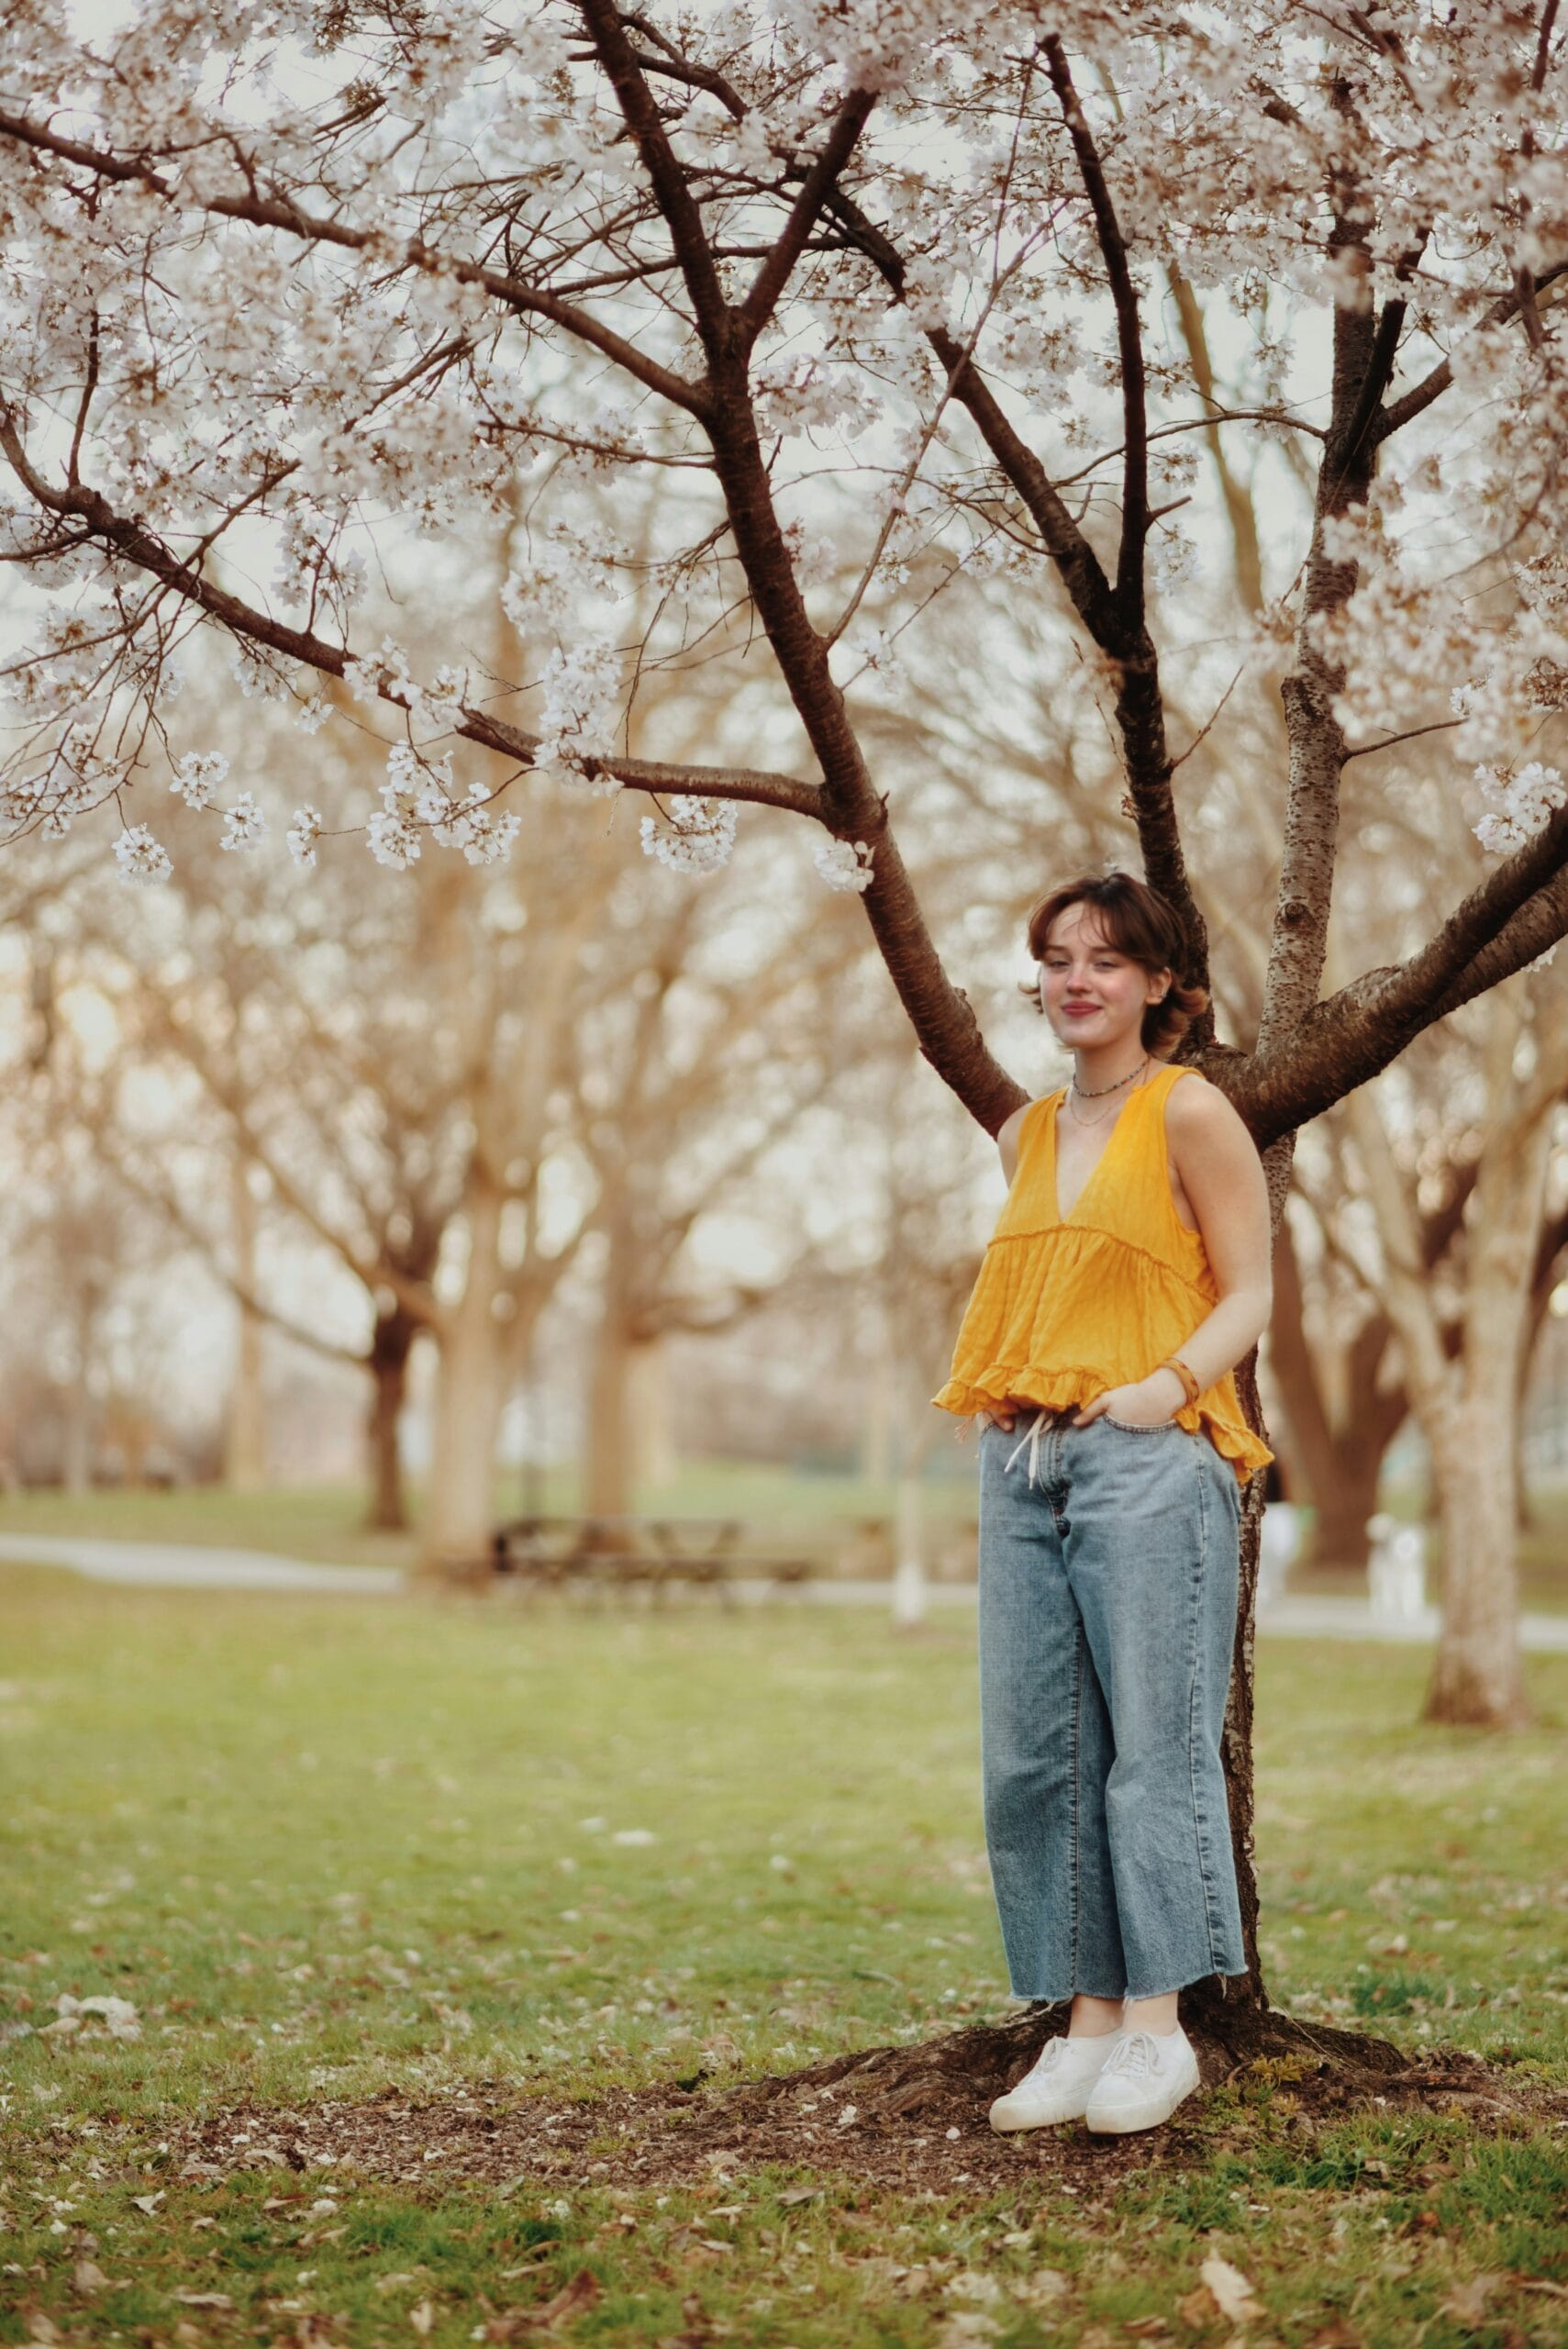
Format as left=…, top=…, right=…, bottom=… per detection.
left=1072, top=1078, right=1273, bottom=1427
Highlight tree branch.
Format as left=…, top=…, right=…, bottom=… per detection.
left=0, top=408, right=822, bottom=818
left=1256, top=264, right=1396, bottom=1057
left=1251, top=801, right=1568, bottom=1143
left=737, top=87, right=877, bottom=340
left=1042, top=37, right=1148, bottom=604
left=571, top=0, right=729, bottom=349
left=1374, top=261, right=1568, bottom=443
left=818, top=184, right=1206, bottom=995
left=99, top=1133, right=369, bottom=1370
left=0, top=106, right=710, bottom=418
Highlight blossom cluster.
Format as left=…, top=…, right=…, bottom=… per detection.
left=813, top=836, right=875, bottom=893
left=1472, top=763, right=1567, bottom=857
left=639, top=796, right=739, bottom=875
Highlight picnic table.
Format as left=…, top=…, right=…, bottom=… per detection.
left=487, top=1514, right=817, bottom=1605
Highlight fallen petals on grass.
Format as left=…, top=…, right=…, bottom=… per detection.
left=1197, top=2253, right=1263, bottom=2323
left=41, top=1992, right=142, bottom=2042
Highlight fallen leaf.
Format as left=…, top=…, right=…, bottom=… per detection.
left=1019, top=2269, right=1070, bottom=2306
left=174, top=2326, right=205, bottom=2346
left=1438, top=2277, right=1507, bottom=2325
left=776, top=2187, right=819, bottom=2206
left=172, top=2291, right=234, bottom=2310
left=1124, top=2321, right=1170, bottom=2339
left=947, top=2274, right=1005, bottom=2305
left=409, top=2302, right=435, bottom=2335
left=1198, top=2255, right=1262, bottom=2324
left=73, top=2258, right=122, bottom=2294
left=485, top=2268, right=602, bottom=2338
left=22, top=2316, right=62, bottom=2345
left=374, top=2273, right=421, bottom=2296
left=1176, top=2287, right=1213, bottom=2331
left=934, top=2317, right=1000, bottom=2347
left=130, top=2192, right=165, bottom=2214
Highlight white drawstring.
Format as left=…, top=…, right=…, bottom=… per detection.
left=1003, top=1405, right=1054, bottom=1490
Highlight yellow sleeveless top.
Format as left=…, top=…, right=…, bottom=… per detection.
left=932, top=1062, right=1273, bottom=1485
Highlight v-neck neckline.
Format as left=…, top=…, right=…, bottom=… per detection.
left=1048, top=1074, right=1151, bottom=1227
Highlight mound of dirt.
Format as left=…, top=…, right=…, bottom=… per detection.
left=163, top=2009, right=1562, bottom=2201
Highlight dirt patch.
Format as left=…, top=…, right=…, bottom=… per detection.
left=164, top=2009, right=1564, bottom=2203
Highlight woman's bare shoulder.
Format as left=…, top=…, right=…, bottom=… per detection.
left=1164, top=1067, right=1259, bottom=1152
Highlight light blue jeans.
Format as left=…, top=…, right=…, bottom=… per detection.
left=977, top=1405, right=1249, bottom=2003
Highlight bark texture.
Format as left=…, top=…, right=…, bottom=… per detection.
left=417, top=1177, right=509, bottom=1576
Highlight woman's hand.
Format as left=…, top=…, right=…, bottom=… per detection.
left=1072, top=1368, right=1186, bottom=1429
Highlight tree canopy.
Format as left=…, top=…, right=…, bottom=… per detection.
left=2, top=0, right=1565, bottom=1139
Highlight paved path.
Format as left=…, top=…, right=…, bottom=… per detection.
left=0, top=1534, right=401, bottom=1594
left=3, top=1535, right=1565, bottom=1648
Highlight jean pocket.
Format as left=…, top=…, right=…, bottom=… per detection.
left=1101, top=1412, right=1181, bottom=1434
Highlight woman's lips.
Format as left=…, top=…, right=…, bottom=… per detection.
left=1064, top=1004, right=1099, bottom=1017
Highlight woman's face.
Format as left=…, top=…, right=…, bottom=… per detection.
left=1039, top=903, right=1169, bottom=1048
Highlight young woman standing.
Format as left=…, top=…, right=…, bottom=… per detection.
left=932, top=871, right=1274, bottom=2136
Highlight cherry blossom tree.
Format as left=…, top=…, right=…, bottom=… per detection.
left=5, top=2, right=1568, bottom=2046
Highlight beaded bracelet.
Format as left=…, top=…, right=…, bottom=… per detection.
left=1158, top=1353, right=1202, bottom=1406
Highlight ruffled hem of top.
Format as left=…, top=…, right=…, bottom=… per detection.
left=930, top=1365, right=1274, bottom=1486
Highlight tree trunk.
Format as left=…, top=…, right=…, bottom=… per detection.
left=417, top=1181, right=508, bottom=1576
left=627, top=1336, right=677, bottom=1491
left=1184, top=1333, right=1270, bottom=2030
left=1424, top=1388, right=1530, bottom=1728
left=1169, top=1117, right=1300, bottom=2027
left=1420, top=1089, right=1554, bottom=1728
left=862, top=1337, right=895, bottom=1486
left=584, top=1198, right=641, bottom=1519
left=225, top=1163, right=268, bottom=1491
left=364, top=1312, right=415, bottom=1533
left=1268, top=1209, right=1403, bottom=1574
left=1307, top=1431, right=1385, bottom=1574
left=584, top=1307, right=635, bottom=1518
left=61, top=1353, right=93, bottom=1494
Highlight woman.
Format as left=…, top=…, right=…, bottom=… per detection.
left=932, top=870, right=1274, bottom=2137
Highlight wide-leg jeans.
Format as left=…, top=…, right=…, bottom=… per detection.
left=977, top=1407, right=1249, bottom=2003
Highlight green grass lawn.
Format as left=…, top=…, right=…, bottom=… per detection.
left=1, top=1569, right=1565, bottom=2347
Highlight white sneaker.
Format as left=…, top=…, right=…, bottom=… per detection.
left=988, top=2030, right=1124, bottom=2132
left=1084, top=2023, right=1201, bottom=2133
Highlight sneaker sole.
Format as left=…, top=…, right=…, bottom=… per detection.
left=988, top=2095, right=1093, bottom=2133
left=988, top=2043, right=1120, bottom=2132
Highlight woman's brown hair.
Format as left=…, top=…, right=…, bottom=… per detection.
left=1016, top=869, right=1209, bottom=1060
